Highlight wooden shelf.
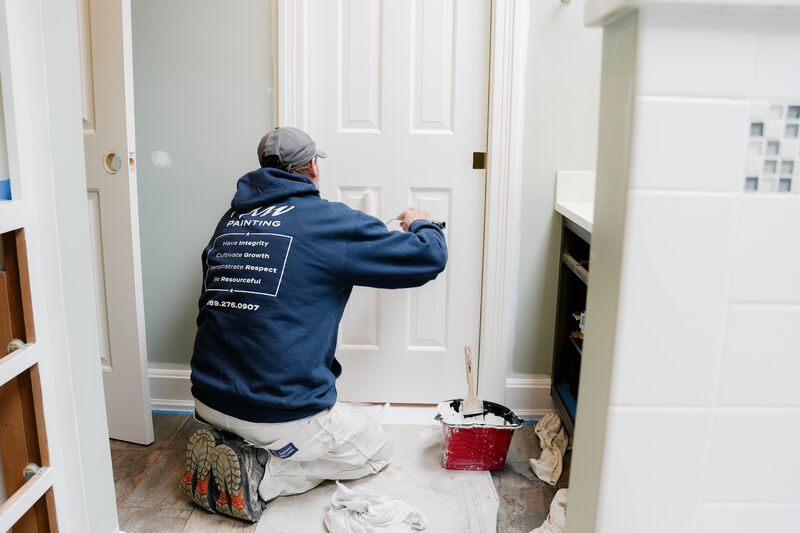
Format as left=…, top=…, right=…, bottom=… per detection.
left=560, top=252, right=588, bottom=284
left=551, top=218, right=591, bottom=438
left=554, top=382, right=577, bottom=434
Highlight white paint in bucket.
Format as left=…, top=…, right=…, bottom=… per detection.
left=435, top=400, right=522, bottom=429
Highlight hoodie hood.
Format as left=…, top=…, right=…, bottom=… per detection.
left=232, top=167, right=319, bottom=212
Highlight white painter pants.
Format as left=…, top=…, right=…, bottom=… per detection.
left=195, top=400, right=393, bottom=502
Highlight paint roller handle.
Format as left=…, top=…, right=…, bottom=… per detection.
left=464, top=345, right=479, bottom=403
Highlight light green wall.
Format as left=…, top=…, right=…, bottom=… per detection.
left=511, top=0, right=602, bottom=376
left=132, top=0, right=274, bottom=365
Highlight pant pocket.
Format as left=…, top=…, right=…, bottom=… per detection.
left=321, top=404, right=392, bottom=462
left=264, top=416, right=338, bottom=462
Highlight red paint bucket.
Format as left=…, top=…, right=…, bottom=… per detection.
left=435, top=399, right=523, bottom=471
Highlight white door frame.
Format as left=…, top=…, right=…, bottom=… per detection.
left=275, top=0, right=529, bottom=403
left=0, top=0, right=94, bottom=529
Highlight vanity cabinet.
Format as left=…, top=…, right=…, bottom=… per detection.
left=550, top=217, right=591, bottom=436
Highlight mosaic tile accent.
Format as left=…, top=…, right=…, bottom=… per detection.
left=746, top=102, right=800, bottom=194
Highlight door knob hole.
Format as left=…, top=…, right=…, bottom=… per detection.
left=104, top=152, right=122, bottom=174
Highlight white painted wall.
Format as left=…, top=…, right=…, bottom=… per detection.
left=511, top=0, right=602, bottom=380
left=132, top=0, right=274, bottom=367
left=570, top=6, right=800, bottom=532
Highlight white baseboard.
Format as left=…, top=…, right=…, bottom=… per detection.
left=149, top=364, right=557, bottom=420
left=148, top=363, right=193, bottom=412
left=505, top=376, right=556, bottom=420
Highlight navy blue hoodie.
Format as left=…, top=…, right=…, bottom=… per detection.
left=190, top=168, right=447, bottom=423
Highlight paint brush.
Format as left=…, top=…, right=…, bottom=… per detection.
left=384, top=217, right=447, bottom=229
left=461, top=345, right=484, bottom=417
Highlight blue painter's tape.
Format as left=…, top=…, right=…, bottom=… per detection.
left=152, top=408, right=194, bottom=415
left=0, top=179, right=11, bottom=201
left=268, top=442, right=299, bottom=459
left=555, top=382, right=577, bottom=419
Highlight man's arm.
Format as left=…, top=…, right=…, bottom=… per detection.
left=342, top=208, right=447, bottom=289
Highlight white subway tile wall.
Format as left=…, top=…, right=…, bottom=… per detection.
left=596, top=410, right=709, bottom=533
left=636, top=9, right=756, bottom=98
left=752, top=15, right=800, bottom=100
left=701, top=412, right=800, bottom=503
left=593, top=8, right=800, bottom=533
left=697, top=505, right=800, bottom=533
left=716, top=305, right=800, bottom=406
left=730, top=197, right=800, bottom=303
left=611, top=192, right=735, bottom=406
left=630, top=97, right=749, bottom=191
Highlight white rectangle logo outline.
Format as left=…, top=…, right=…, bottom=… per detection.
left=203, top=232, right=294, bottom=298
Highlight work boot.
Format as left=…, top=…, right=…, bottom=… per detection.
left=180, top=428, right=225, bottom=513
left=212, top=439, right=268, bottom=522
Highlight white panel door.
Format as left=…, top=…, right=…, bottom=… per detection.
left=306, top=0, right=490, bottom=402
left=80, top=0, right=153, bottom=444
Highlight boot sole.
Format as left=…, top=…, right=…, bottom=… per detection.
left=212, top=444, right=261, bottom=522
left=180, top=429, right=219, bottom=512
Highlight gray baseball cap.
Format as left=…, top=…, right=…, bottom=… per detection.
left=257, top=127, right=327, bottom=171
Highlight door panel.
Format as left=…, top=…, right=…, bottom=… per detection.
left=87, top=190, right=112, bottom=371
left=337, top=187, right=381, bottom=351
left=305, top=0, right=490, bottom=402
left=80, top=0, right=153, bottom=443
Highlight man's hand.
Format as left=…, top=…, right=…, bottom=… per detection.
left=397, top=207, right=431, bottom=232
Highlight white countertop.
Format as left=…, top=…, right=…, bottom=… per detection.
left=585, top=0, right=800, bottom=27
left=554, top=171, right=596, bottom=234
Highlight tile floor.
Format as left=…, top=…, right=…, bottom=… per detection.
left=110, top=414, right=570, bottom=532
left=492, top=422, right=571, bottom=533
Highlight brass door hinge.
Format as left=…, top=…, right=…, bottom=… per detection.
left=473, top=152, right=486, bottom=169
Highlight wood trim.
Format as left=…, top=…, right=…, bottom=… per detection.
left=0, top=201, right=26, bottom=236
left=29, top=364, right=49, bottom=466
left=505, top=376, right=556, bottom=415
left=14, top=230, right=36, bottom=343
left=0, top=272, right=13, bottom=350
left=45, top=488, right=58, bottom=533
left=276, top=0, right=309, bottom=129
left=0, top=468, right=54, bottom=533
left=0, top=0, right=96, bottom=528
left=0, top=342, right=38, bottom=387
left=0, top=373, right=48, bottom=532
left=0, top=227, right=48, bottom=531
left=2, top=231, right=28, bottom=342
left=476, top=0, right=529, bottom=402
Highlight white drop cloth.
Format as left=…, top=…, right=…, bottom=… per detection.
left=530, top=488, right=568, bottom=533
left=529, top=413, right=568, bottom=486
left=324, top=481, right=427, bottom=533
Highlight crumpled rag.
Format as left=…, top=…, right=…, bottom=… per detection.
left=531, top=488, right=568, bottom=533
left=324, top=481, right=427, bottom=533
left=529, top=413, right=568, bottom=486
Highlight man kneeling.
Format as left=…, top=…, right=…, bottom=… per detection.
left=180, top=127, right=447, bottom=522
